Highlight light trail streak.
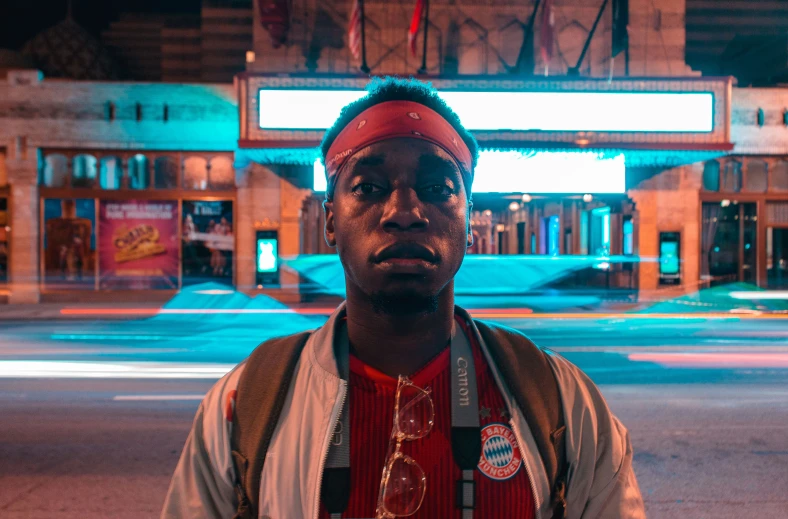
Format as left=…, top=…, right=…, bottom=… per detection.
left=0, top=361, right=234, bottom=379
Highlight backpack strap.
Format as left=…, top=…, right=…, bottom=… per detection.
left=474, top=320, right=568, bottom=519
left=230, top=331, right=312, bottom=519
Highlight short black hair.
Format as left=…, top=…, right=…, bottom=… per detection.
left=320, top=76, right=479, bottom=194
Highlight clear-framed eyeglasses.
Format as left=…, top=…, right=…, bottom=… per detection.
left=375, top=376, right=435, bottom=519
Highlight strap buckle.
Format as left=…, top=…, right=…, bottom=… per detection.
left=455, top=477, right=476, bottom=510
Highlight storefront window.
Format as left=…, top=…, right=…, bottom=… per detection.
left=98, top=200, right=179, bottom=290
left=590, top=207, right=611, bottom=256
left=767, top=228, right=788, bottom=289
left=99, top=156, right=123, bottom=190
left=72, top=154, right=97, bottom=188
left=702, top=160, right=720, bottom=192
left=42, top=198, right=96, bottom=289
left=772, top=161, right=788, bottom=192
left=721, top=160, right=742, bottom=193
left=42, top=154, right=69, bottom=187
left=745, top=160, right=768, bottom=193
left=182, top=200, right=234, bottom=286
left=128, top=154, right=150, bottom=190
left=154, top=156, right=178, bottom=189
left=209, top=156, right=235, bottom=190
left=183, top=156, right=208, bottom=190
left=701, top=201, right=757, bottom=285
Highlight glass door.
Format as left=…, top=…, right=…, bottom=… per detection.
left=767, top=227, right=788, bottom=289
left=701, top=201, right=758, bottom=286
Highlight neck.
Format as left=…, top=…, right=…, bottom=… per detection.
left=344, top=283, right=455, bottom=379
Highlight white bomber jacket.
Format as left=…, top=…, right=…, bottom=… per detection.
left=162, top=303, right=646, bottom=519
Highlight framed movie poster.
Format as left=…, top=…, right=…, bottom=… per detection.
left=42, top=198, right=96, bottom=288
left=181, top=200, right=234, bottom=286
left=98, top=200, right=179, bottom=289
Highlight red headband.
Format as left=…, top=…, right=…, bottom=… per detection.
left=324, top=100, right=473, bottom=196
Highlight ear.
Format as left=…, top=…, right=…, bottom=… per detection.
left=323, top=199, right=337, bottom=247
left=466, top=200, right=474, bottom=248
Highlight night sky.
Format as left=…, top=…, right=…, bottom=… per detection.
left=0, top=0, right=201, bottom=50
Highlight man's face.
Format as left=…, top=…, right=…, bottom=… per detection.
left=324, top=137, right=472, bottom=314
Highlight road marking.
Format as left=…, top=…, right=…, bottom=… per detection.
left=113, top=394, right=205, bottom=401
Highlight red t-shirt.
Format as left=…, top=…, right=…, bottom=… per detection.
left=319, top=316, right=535, bottom=518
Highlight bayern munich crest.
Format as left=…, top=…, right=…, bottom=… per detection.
left=477, top=423, right=523, bottom=481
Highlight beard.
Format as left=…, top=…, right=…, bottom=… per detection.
left=369, top=287, right=439, bottom=316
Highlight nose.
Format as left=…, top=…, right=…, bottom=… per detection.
left=381, top=186, right=429, bottom=232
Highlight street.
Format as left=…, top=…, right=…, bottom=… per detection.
left=2, top=314, right=788, bottom=518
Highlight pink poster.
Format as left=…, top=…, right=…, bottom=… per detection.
left=99, top=200, right=179, bottom=290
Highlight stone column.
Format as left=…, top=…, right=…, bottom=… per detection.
left=234, top=163, right=255, bottom=291
left=6, top=140, right=40, bottom=304
left=629, top=190, right=658, bottom=291
left=279, top=172, right=311, bottom=297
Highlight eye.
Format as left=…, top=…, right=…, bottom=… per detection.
left=351, top=182, right=383, bottom=195
left=424, top=184, right=452, bottom=196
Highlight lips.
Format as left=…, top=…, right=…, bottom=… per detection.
left=373, top=242, right=438, bottom=264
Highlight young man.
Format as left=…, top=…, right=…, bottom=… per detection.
left=162, top=77, right=645, bottom=519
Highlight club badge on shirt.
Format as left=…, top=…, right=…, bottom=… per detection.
left=477, top=423, right=523, bottom=481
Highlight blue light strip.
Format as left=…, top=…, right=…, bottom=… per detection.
left=259, top=89, right=714, bottom=133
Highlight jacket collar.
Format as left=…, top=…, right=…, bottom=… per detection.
left=307, top=301, right=479, bottom=379
left=306, top=300, right=346, bottom=379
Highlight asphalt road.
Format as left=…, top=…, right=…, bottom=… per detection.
left=2, top=315, right=788, bottom=519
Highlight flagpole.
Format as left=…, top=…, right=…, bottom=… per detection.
left=417, top=0, right=430, bottom=74
left=359, top=0, right=370, bottom=73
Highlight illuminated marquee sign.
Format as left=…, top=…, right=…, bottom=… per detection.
left=259, top=89, right=714, bottom=133
left=313, top=150, right=626, bottom=194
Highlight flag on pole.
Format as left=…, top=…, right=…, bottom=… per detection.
left=611, top=0, right=629, bottom=57
left=540, top=0, right=555, bottom=65
left=408, top=0, right=425, bottom=57
left=348, top=0, right=362, bottom=59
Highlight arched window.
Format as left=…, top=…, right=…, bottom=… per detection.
left=41, top=154, right=69, bottom=187
left=721, top=160, right=742, bottom=193
left=745, top=160, right=768, bottom=192
left=128, top=154, right=150, bottom=190
left=772, top=160, right=788, bottom=192
left=154, top=156, right=178, bottom=189
left=183, top=156, right=208, bottom=190
left=99, top=156, right=123, bottom=190
left=208, top=156, right=235, bottom=190
left=702, top=160, right=720, bottom=192
left=72, top=154, right=97, bottom=188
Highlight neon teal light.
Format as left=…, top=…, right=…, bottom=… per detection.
left=259, top=89, right=714, bottom=132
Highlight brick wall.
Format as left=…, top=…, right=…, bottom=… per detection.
left=629, top=163, right=703, bottom=291
left=249, top=0, right=696, bottom=78
left=201, top=7, right=253, bottom=82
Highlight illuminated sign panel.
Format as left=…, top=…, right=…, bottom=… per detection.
left=257, top=238, right=278, bottom=273
left=259, top=89, right=714, bottom=133
left=313, top=150, right=626, bottom=194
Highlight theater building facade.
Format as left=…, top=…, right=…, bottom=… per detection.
left=1, top=75, right=788, bottom=303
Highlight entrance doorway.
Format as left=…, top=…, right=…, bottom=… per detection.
left=767, top=227, right=788, bottom=288
left=701, top=201, right=758, bottom=286
left=540, top=215, right=560, bottom=255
